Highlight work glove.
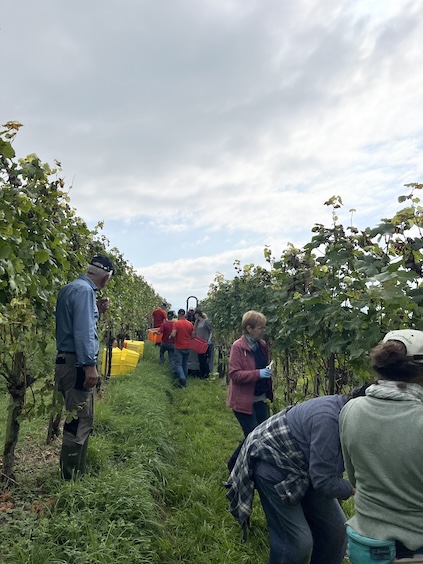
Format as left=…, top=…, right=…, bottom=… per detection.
left=259, top=368, right=272, bottom=379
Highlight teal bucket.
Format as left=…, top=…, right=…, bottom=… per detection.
left=346, top=525, right=396, bottom=564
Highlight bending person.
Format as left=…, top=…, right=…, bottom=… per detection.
left=226, top=390, right=365, bottom=564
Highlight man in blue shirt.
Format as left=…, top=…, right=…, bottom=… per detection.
left=55, top=255, right=113, bottom=479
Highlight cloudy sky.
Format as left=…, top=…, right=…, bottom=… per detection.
left=1, top=0, right=423, bottom=310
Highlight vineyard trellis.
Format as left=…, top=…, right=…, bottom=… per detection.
left=2, top=119, right=423, bottom=481
left=0, top=122, right=164, bottom=483
left=203, top=188, right=423, bottom=405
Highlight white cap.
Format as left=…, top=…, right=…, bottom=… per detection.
left=383, top=329, right=423, bottom=363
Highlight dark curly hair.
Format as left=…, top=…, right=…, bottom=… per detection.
left=370, top=340, right=423, bottom=382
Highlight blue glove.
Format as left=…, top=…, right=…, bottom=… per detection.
left=207, top=338, right=212, bottom=345
left=259, top=368, right=272, bottom=379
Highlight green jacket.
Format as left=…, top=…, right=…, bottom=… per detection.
left=340, top=381, right=423, bottom=550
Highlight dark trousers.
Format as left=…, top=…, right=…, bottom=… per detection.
left=227, top=401, right=269, bottom=472
left=198, top=349, right=210, bottom=378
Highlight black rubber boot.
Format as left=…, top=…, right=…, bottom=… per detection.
left=79, top=437, right=89, bottom=475
left=60, top=444, right=83, bottom=480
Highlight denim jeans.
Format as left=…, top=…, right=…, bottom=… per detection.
left=254, top=460, right=347, bottom=564
left=174, top=348, right=190, bottom=383
left=160, top=342, right=176, bottom=374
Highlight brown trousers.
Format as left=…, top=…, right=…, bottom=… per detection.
left=55, top=353, right=94, bottom=447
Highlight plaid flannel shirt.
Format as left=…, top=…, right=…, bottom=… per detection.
left=226, top=407, right=309, bottom=526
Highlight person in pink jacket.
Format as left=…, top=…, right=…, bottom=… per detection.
left=227, top=310, right=273, bottom=471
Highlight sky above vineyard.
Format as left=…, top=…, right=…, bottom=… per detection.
left=1, top=0, right=423, bottom=310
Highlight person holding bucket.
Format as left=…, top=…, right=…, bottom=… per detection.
left=159, top=310, right=177, bottom=376
left=170, top=308, right=195, bottom=388
left=340, top=329, right=423, bottom=563
left=193, top=308, right=212, bottom=379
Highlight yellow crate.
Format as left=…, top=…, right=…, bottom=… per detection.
left=124, top=340, right=145, bottom=358
left=101, top=347, right=123, bottom=377
left=120, top=347, right=140, bottom=374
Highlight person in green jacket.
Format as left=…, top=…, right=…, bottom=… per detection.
left=340, top=329, right=423, bottom=562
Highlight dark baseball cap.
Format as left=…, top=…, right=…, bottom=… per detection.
left=90, top=255, right=114, bottom=274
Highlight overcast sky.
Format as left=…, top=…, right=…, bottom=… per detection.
left=1, top=0, right=422, bottom=310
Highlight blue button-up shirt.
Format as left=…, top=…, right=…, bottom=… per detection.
left=55, top=275, right=99, bottom=366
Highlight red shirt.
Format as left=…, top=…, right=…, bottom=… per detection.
left=152, top=308, right=166, bottom=328
left=173, top=318, right=194, bottom=349
left=160, top=320, right=174, bottom=344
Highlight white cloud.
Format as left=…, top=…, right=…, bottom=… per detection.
left=137, top=245, right=267, bottom=308
left=2, top=0, right=423, bottom=306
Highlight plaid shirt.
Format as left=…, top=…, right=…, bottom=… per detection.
left=226, top=407, right=309, bottom=526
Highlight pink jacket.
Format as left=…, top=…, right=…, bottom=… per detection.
left=227, top=335, right=273, bottom=415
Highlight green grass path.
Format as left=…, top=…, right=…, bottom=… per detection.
left=0, top=343, right=268, bottom=563
left=156, top=349, right=269, bottom=563
left=0, top=342, right=350, bottom=563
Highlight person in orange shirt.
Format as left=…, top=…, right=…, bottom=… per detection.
left=170, top=308, right=194, bottom=387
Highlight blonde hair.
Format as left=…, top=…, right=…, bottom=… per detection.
left=241, top=311, right=266, bottom=333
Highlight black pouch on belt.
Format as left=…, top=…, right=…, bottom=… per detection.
left=75, top=367, right=86, bottom=391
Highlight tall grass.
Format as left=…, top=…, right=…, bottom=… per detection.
left=0, top=344, right=271, bottom=563
left=154, top=357, right=270, bottom=563
left=0, top=344, right=176, bottom=563
left=0, top=344, right=354, bottom=563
